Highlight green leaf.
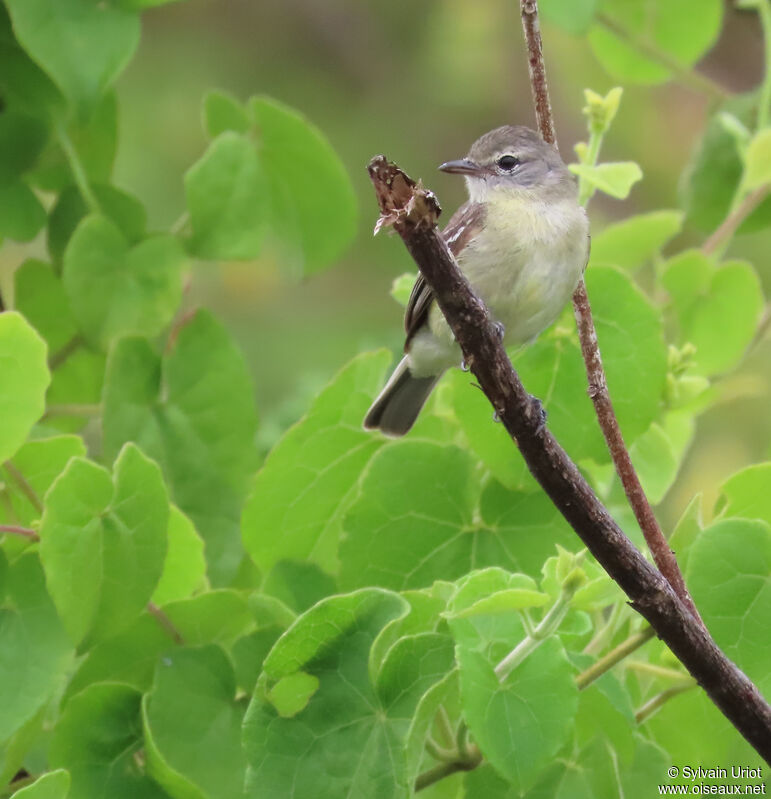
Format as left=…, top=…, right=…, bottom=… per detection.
left=668, top=494, right=703, bottom=571
left=0, top=312, right=50, bottom=463
left=662, top=252, right=764, bottom=375
left=151, top=506, right=208, bottom=606
left=48, top=184, right=146, bottom=264
left=248, top=96, right=358, bottom=275
left=46, top=348, right=105, bottom=434
left=185, top=131, right=269, bottom=260
left=0, top=181, right=46, bottom=241
left=718, top=463, right=771, bottom=525
left=13, top=260, right=77, bottom=352
left=744, top=128, right=771, bottom=190
left=66, top=589, right=255, bottom=698
left=267, top=671, right=319, bottom=717
left=0, top=435, right=86, bottom=527
left=588, top=0, right=722, bottom=84
left=590, top=210, right=683, bottom=271
left=103, top=310, right=258, bottom=584
left=587, top=265, right=668, bottom=443
left=0, top=554, right=74, bottom=744
left=203, top=90, right=250, bottom=138
left=243, top=589, right=454, bottom=798
left=682, top=94, right=771, bottom=234
left=341, top=442, right=508, bottom=589
left=390, top=272, right=416, bottom=307
left=9, top=770, right=70, bottom=799
left=39, top=443, right=169, bottom=648
left=687, top=518, right=771, bottom=692
left=0, top=112, right=48, bottom=181
left=628, top=420, right=686, bottom=505
left=4, top=0, right=140, bottom=115
left=447, top=571, right=578, bottom=791
left=539, top=0, right=597, bottom=34
left=262, top=560, right=337, bottom=614
left=32, top=93, right=118, bottom=191
left=569, top=162, right=642, bottom=199
left=63, top=215, right=185, bottom=349
left=450, top=587, right=550, bottom=618
left=243, top=350, right=389, bottom=576
left=143, top=646, right=248, bottom=799
left=49, top=683, right=166, bottom=799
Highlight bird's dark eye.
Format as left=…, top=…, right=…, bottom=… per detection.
left=497, top=155, right=520, bottom=171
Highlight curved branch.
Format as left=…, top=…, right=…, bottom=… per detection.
left=367, top=155, right=771, bottom=762
left=519, top=0, right=701, bottom=624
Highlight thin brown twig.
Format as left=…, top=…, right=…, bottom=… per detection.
left=519, top=0, right=702, bottom=625
left=0, top=524, right=40, bottom=541
left=3, top=462, right=44, bottom=515
left=367, top=155, right=771, bottom=762
left=146, top=601, right=185, bottom=646
left=701, top=184, right=771, bottom=257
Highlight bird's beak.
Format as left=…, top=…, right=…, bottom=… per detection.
left=438, top=158, right=481, bottom=176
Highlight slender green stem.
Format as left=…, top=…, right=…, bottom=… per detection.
left=435, top=705, right=456, bottom=749
left=495, top=588, right=573, bottom=681
left=170, top=210, right=191, bottom=236
left=584, top=600, right=625, bottom=655
left=4, top=462, right=43, bottom=515
left=43, top=403, right=101, bottom=419
left=0, top=524, right=40, bottom=541
left=635, top=680, right=697, bottom=724
left=596, top=13, right=728, bottom=102
left=701, top=183, right=771, bottom=258
left=55, top=122, right=102, bottom=214
left=756, top=0, right=771, bottom=131
left=578, top=129, right=604, bottom=207
left=49, top=335, right=83, bottom=371
left=414, top=745, right=482, bottom=792
left=575, top=627, right=655, bottom=690
left=424, top=736, right=456, bottom=763
left=625, top=661, right=692, bottom=682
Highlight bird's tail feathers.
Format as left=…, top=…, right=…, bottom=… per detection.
left=363, top=356, right=439, bottom=437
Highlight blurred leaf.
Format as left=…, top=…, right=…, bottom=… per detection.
left=103, top=310, right=258, bottom=584
left=687, top=518, right=771, bottom=692
left=248, top=96, right=358, bottom=275
left=0, top=112, right=48, bottom=181
left=390, top=272, right=416, bottom=307
left=717, top=463, right=771, bottom=526
left=628, top=419, right=689, bottom=505
left=570, top=162, right=642, bottom=199
left=590, top=210, right=683, bottom=271
left=682, top=94, right=771, bottom=233
left=32, top=94, right=118, bottom=191
left=4, top=0, right=140, bottom=115
left=13, top=260, right=77, bottom=352
left=669, top=494, right=703, bottom=571
left=66, top=590, right=254, bottom=698
left=0, top=312, right=50, bottom=463
left=39, top=444, right=169, bottom=649
left=0, top=182, right=46, bottom=241
left=0, top=435, right=86, bottom=528
left=49, top=683, right=166, bottom=799
left=203, top=90, right=250, bottom=137
left=143, top=646, right=248, bottom=799
left=46, top=348, right=105, bottom=434
left=588, top=0, right=722, bottom=84
left=186, top=131, right=269, bottom=260
left=243, top=350, right=389, bottom=576
left=0, top=554, right=74, bottom=744
left=540, top=0, right=598, bottom=34
left=151, top=505, right=207, bottom=606
left=48, top=184, right=147, bottom=264
left=662, top=252, right=764, bottom=375
left=262, top=560, right=337, bottom=614
left=744, top=128, right=771, bottom=190
left=9, top=770, right=70, bottom=799
left=63, top=215, right=185, bottom=349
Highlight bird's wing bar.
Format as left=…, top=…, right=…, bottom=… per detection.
left=403, top=201, right=486, bottom=349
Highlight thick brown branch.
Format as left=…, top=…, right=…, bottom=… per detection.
left=518, top=0, right=700, bottom=623
left=368, top=155, right=771, bottom=763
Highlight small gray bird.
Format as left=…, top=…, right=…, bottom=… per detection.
left=364, top=125, right=589, bottom=436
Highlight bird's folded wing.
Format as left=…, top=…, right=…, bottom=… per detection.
left=403, top=201, right=486, bottom=349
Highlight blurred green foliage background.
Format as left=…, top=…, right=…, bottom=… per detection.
left=6, top=0, right=771, bottom=529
